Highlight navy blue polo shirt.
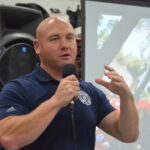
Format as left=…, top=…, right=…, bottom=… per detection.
left=0, top=64, right=115, bottom=150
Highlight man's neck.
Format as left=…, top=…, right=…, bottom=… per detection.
left=40, top=64, right=62, bottom=81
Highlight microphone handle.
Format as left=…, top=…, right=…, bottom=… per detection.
left=69, top=97, right=76, bottom=109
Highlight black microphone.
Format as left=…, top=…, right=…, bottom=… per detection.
left=62, top=64, right=78, bottom=105
left=62, top=64, right=78, bottom=78
left=62, top=64, right=77, bottom=150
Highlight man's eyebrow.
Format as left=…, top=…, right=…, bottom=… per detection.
left=48, top=34, right=59, bottom=39
left=67, top=33, right=76, bottom=37
left=48, top=33, right=75, bottom=38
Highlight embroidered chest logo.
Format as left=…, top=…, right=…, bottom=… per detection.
left=78, top=90, right=91, bottom=106
left=6, top=106, right=16, bottom=113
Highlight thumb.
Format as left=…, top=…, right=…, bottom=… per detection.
left=95, top=78, right=109, bottom=89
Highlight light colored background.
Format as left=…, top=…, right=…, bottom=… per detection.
left=0, top=0, right=80, bottom=16
left=0, top=0, right=81, bottom=35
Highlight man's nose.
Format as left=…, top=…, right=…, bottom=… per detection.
left=60, top=39, right=69, bottom=50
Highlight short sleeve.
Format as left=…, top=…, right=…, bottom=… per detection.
left=0, top=81, right=30, bottom=120
left=83, top=82, right=116, bottom=125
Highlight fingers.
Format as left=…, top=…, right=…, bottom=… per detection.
left=104, top=65, right=124, bottom=82
left=105, top=71, right=124, bottom=82
left=61, top=75, right=80, bottom=96
left=104, top=65, right=114, bottom=71
left=63, top=74, right=78, bottom=81
left=95, top=65, right=123, bottom=90
left=63, top=80, right=80, bottom=97
left=95, top=65, right=132, bottom=97
left=54, top=75, right=80, bottom=108
left=95, top=78, right=109, bottom=89
left=61, top=75, right=80, bottom=97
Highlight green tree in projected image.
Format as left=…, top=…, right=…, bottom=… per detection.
left=97, top=15, right=122, bottom=50
left=115, top=19, right=150, bottom=99
left=97, top=17, right=150, bottom=100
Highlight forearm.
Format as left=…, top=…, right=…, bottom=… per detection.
left=118, top=94, right=139, bottom=142
left=96, top=65, right=139, bottom=142
left=0, top=96, right=60, bottom=150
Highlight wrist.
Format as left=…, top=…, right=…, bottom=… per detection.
left=49, top=96, right=63, bottom=110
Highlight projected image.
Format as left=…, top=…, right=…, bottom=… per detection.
left=112, top=19, right=150, bottom=98
left=97, top=15, right=122, bottom=50
left=97, top=17, right=150, bottom=98
left=95, top=16, right=150, bottom=150
left=85, top=1, right=150, bottom=150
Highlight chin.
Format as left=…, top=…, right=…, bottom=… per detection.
left=62, top=61, right=75, bottom=66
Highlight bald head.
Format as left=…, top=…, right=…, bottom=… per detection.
left=35, top=17, right=74, bottom=39
left=33, top=16, right=77, bottom=79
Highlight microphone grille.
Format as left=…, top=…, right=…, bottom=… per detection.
left=62, top=64, right=78, bottom=78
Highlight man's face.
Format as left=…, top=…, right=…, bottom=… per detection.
left=35, top=19, right=77, bottom=70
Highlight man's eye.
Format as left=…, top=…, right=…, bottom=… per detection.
left=49, top=37, right=59, bottom=41
left=67, top=36, right=74, bottom=40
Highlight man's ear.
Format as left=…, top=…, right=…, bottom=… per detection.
left=33, top=39, right=40, bottom=55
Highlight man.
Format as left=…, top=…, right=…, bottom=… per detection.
left=0, top=17, right=139, bottom=150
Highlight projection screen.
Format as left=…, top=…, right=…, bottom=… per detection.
left=81, top=0, right=150, bottom=149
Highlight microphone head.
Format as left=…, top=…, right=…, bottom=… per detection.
left=62, top=64, right=78, bottom=78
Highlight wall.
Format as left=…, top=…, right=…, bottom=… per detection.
left=0, top=0, right=81, bottom=34
left=0, top=0, right=80, bottom=17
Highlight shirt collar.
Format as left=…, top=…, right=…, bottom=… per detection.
left=32, top=64, right=56, bottom=82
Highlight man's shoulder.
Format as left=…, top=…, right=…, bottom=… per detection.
left=80, top=80, right=96, bottom=90
left=1, top=73, right=34, bottom=92
left=80, top=80, right=91, bottom=86
left=15, top=73, right=35, bottom=84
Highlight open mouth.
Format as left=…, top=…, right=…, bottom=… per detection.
left=60, top=54, right=71, bottom=59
